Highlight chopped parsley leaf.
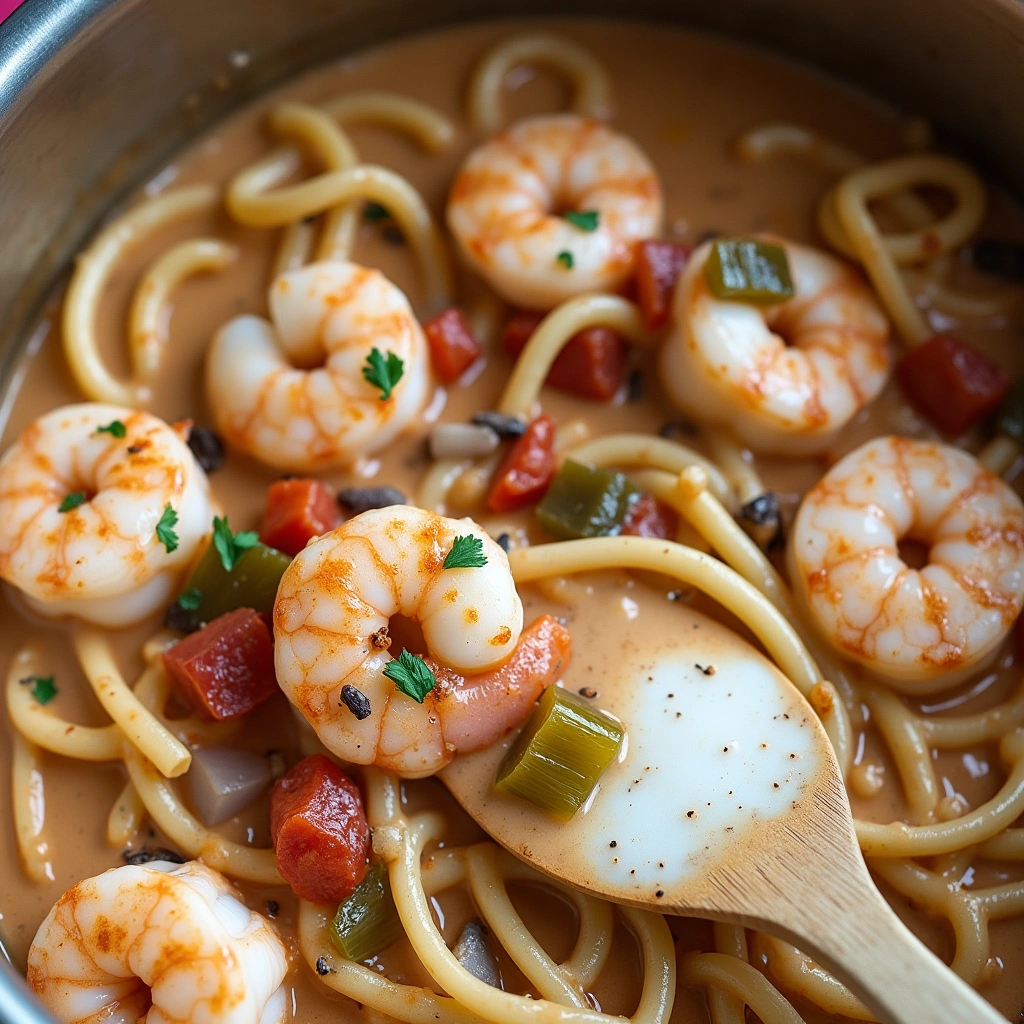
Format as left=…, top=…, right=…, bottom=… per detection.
left=21, top=675, right=57, bottom=705
left=556, top=251, right=574, bottom=269
left=383, top=649, right=437, bottom=704
left=177, top=587, right=203, bottom=611
left=362, top=348, right=405, bottom=401
left=96, top=420, right=127, bottom=438
left=563, top=210, right=599, bottom=232
left=442, top=534, right=488, bottom=570
left=58, top=492, right=87, bottom=513
left=155, top=505, right=179, bottom=553
left=212, top=515, right=259, bottom=572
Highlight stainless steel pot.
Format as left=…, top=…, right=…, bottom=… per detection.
left=1, top=0, right=1022, bottom=1019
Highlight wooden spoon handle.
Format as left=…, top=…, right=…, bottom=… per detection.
left=795, top=877, right=1004, bottom=1024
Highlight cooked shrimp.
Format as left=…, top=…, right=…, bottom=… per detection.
left=660, top=236, right=890, bottom=456
left=27, top=859, right=287, bottom=1024
left=275, top=505, right=571, bottom=776
left=788, top=436, right=1024, bottom=693
left=206, top=260, right=432, bottom=472
left=447, top=113, right=663, bottom=309
left=0, top=403, right=213, bottom=627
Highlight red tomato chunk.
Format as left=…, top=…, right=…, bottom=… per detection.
left=163, top=608, right=278, bottom=720
left=503, top=310, right=628, bottom=401
left=424, top=308, right=482, bottom=382
left=260, top=478, right=340, bottom=557
left=634, top=240, right=690, bottom=330
left=487, top=415, right=557, bottom=513
left=895, top=334, right=1011, bottom=436
left=621, top=493, right=679, bottom=540
left=270, top=754, right=370, bottom=904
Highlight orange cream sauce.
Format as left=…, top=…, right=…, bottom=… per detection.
left=2, top=16, right=1024, bottom=1023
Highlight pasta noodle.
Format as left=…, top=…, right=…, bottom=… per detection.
left=497, top=295, right=654, bottom=419
left=468, top=33, right=612, bottom=133
left=11, top=731, right=52, bottom=885
left=62, top=184, right=223, bottom=406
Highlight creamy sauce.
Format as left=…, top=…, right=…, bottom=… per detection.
left=445, top=589, right=822, bottom=900
left=0, top=15, right=1023, bottom=1024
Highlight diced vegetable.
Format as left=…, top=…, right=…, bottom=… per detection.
left=996, top=381, right=1024, bottom=443
left=486, top=415, right=557, bottom=513
left=429, top=423, right=500, bottom=460
left=471, top=411, right=527, bottom=439
left=337, top=486, right=406, bottom=513
left=737, top=492, right=782, bottom=549
left=536, top=460, right=638, bottom=540
left=454, top=920, right=500, bottom=988
left=188, top=745, right=272, bottom=826
left=495, top=685, right=623, bottom=821
left=163, top=608, right=278, bottom=721
left=329, top=861, right=403, bottom=962
left=181, top=540, right=291, bottom=622
left=703, top=238, right=794, bottom=304
left=970, top=239, right=1024, bottom=282
left=504, top=311, right=628, bottom=401
left=260, top=478, right=340, bottom=557
left=427, top=615, right=571, bottom=750
left=424, top=308, right=482, bottom=382
left=187, top=426, right=225, bottom=473
left=621, top=492, right=678, bottom=539
left=635, top=240, right=690, bottom=329
left=895, top=334, right=1011, bottom=436
left=270, top=754, right=370, bottom=904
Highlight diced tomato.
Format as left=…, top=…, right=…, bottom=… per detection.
left=621, top=493, right=679, bottom=539
left=260, top=478, right=340, bottom=557
left=163, top=608, right=278, bottom=720
left=487, top=415, right=557, bottom=513
left=270, top=755, right=370, bottom=904
left=634, top=240, right=690, bottom=329
left=895, top=334, right=1011, bottom=436
left=427, top=615, right=572, bottom=748
left=424, top=308, right=482, bottom=383
left=503, top=310, right=628, bottom=401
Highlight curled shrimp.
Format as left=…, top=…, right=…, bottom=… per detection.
left=0, top=403, right=213, bottom=627
left=27, top=859, right=287, bottom=1024
left=274, top=505, right=571, bottom=777
left=206, top=260, right=432, bottom=472
left=661, top=236, right=890, bottom=456
left=447, top=113, right=663, bottom=309
left=788, top=436, right=1024, bottom=693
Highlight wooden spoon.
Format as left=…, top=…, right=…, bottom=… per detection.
left=442, top=596, right=1002, bottom=1024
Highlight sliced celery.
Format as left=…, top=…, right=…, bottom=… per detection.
left=182, top=541, right=291, bottom=622
left=329, top=862, right=404, bottom=961
left=704, top=238, right=794, bottom=304
left=536, top=460, right=638, bottom=540
left=495, top=687, right=623, bottom=821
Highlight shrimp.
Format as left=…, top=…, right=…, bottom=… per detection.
left=447, top=113, right=663, bottom=309
left=788, top=436, right=1024, bottom=693
left=274, top=505, right=571, bottom=777
left=660, top=236, right=891, bottom=456
left=26, top=859, right=287, bottom=1024
left=0, top=403, right=213, bottom=627
left=206, top=260, right=432, bottom=472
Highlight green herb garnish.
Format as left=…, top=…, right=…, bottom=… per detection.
left=443, top=534, right=488, bottom=570
left=556, top=251, right=574, bottom=270
left=96, top=420, right=127, bottom=438
left=177, top=587, right=203, bottom=611
left=563, top=210, right=599, bottom=232
left=383, top=649, right=437, bottom=704
left=212, top=515, right=259, bottom=572
left=364, top=201, right=390, bottom=222
left=21, top=675, right=57, bottom=705
left=362, top=348, right=405, bottom=401
left=155, top=504, right=179, bottom=553
left=58, top=492, right=87, bottom=513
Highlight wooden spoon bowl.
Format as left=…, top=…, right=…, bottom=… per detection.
left=443, top=600, right=1002, bottom=1024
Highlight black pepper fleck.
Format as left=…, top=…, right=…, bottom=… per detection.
left=496, top=533, right=512, bottom=553
left=579, top=687, right=598, bottom=698
left=338, top=485, right=406, bottom=513
left=123, top=847, right=186, bottom=865
left=316, top=956, right=331, bottom=976
left=655, top=890, right=664, bottom=898
left=267, top=900, right=279, bottom=919
left=626, top=368, right=645, bottom=403
left=340, top=683, right=372, bottom=721
left=186, top=426, right=226, bottom=473
left=609, top=840, right=617, bottom=848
